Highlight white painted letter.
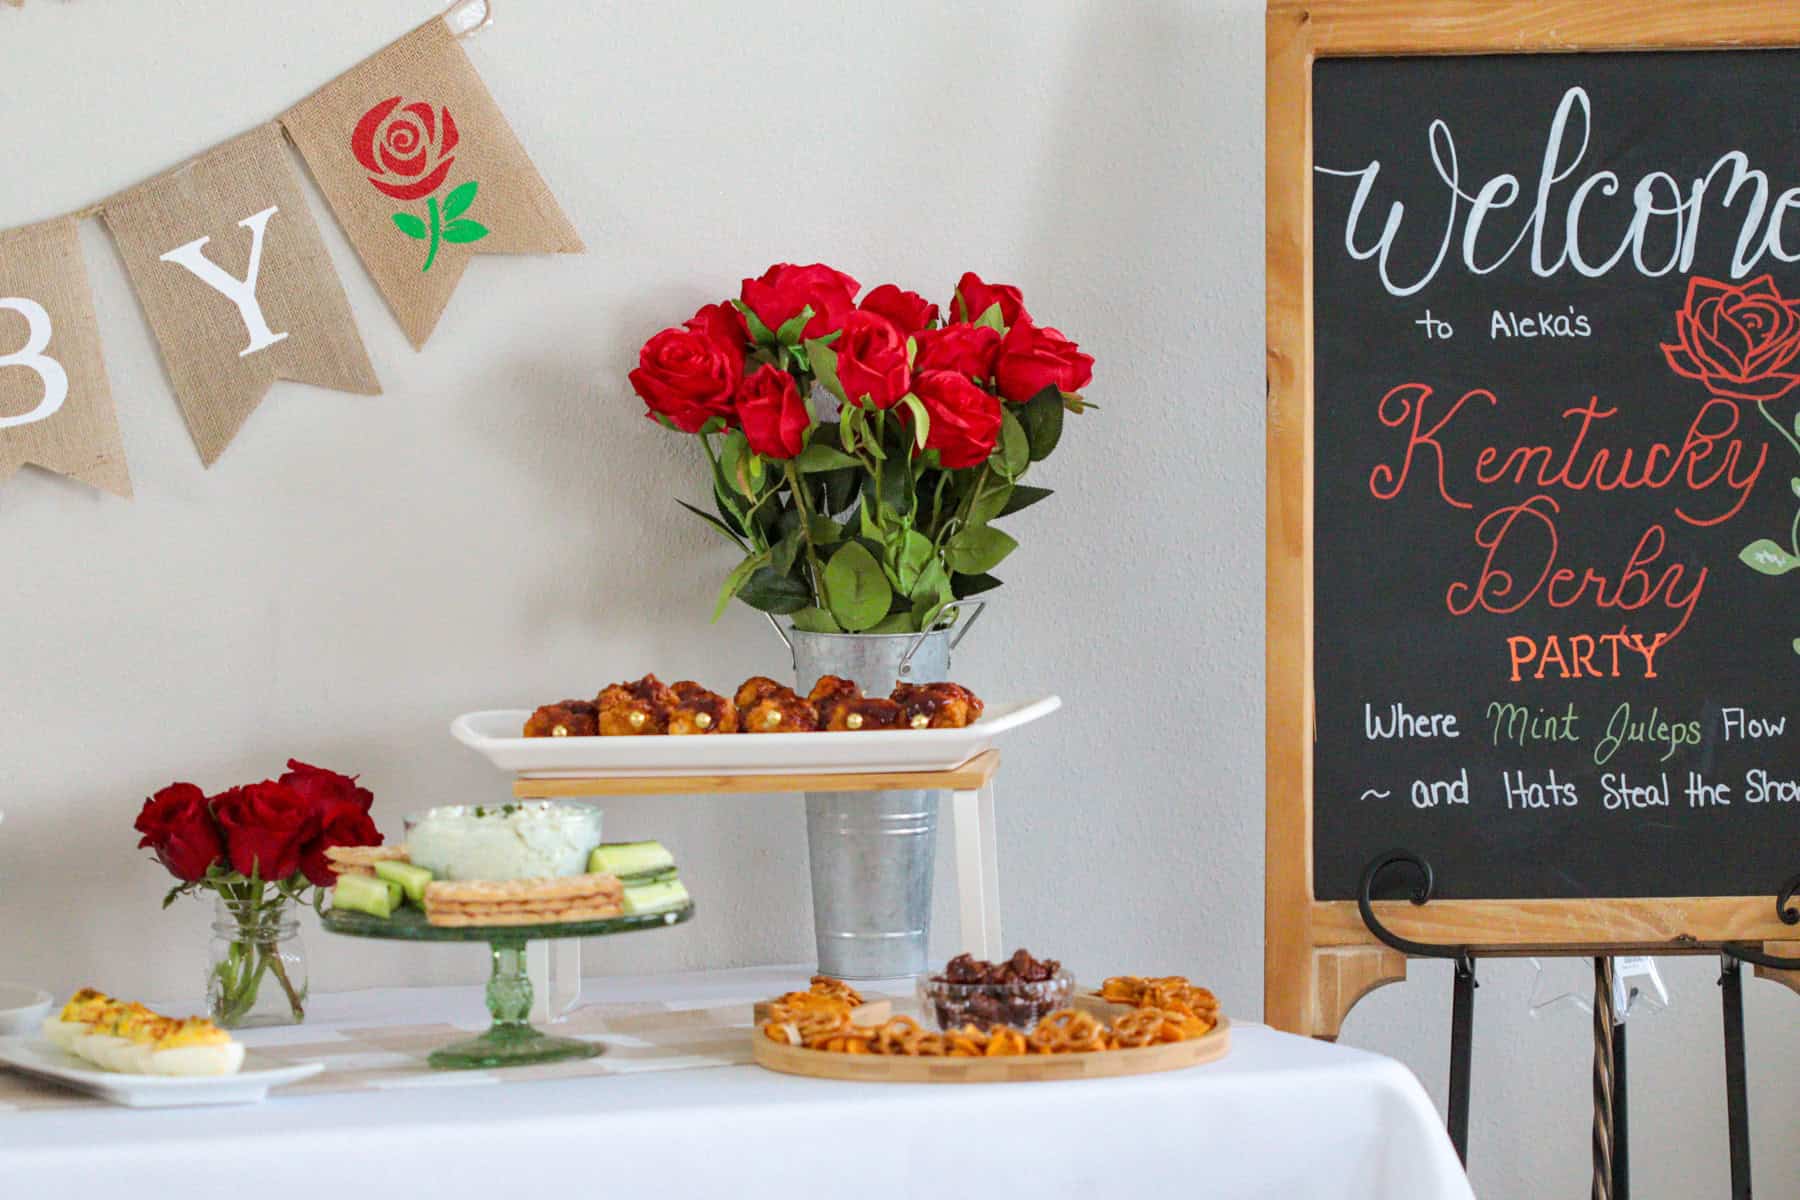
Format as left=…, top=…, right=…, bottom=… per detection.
left=158, top=206, right=289, bottom=357
left=0, top=298, right=68, bottom=429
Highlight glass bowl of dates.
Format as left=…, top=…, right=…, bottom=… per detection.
left=919, top=950, right=1073, bottom=1031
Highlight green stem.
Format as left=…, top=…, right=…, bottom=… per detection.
left=784, top=462, right=830, bottom=609
left=422, top=196, right=442, bottom=273
left=1755, top=403, right=1800, bottom=557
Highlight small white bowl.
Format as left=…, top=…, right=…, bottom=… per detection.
left=0, top=982, right=54, bottom=1037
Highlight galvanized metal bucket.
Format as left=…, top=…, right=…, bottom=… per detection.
left=769, top=602, right=985, bottom=979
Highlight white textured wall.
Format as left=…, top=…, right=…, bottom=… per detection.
left=0, top=3, right=1791, bottom=1197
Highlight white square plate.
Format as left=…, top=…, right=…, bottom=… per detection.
left=0, top=1037, right=324, bottom=1108
left=452, top=694, right=1061, bottom=778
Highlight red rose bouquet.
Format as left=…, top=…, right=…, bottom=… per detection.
left=133, top=761, right=382, bottom=1025
left=626, top=265, right=1094, bottom=632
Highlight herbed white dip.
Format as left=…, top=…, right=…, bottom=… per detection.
left=404, top=802, right=603, bottom=881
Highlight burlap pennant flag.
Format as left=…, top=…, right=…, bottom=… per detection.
left=0, top=218, right=130, bottom=497
left=103, top=124, right=380, bottom=466
left=281, top=17, right=584, bottom=349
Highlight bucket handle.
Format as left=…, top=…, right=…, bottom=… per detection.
left=899, top=599, right=986, bottom=676
left=767, top=600, right=987, bottom=677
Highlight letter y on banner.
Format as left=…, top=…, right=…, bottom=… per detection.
left=0, top=218, right=129, bottom=496
left=104, top=125, right=380, bottom=466
left=282, top=17, right=583, bottom=349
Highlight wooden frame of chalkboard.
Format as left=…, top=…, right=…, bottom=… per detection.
left=1265, top=0, right=1800, bottom=1038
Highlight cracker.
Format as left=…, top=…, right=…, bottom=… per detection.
left=426, top=902, right=624, bottom=927
left=424, top=873, right=622, bottom=904
left=326, top=844, right=409, bottom=868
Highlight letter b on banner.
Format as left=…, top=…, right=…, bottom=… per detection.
left=0, top=297, right=69, bottom=430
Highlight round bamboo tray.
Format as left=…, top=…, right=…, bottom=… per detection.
left=752, top=1015, right=1229, bottom=1083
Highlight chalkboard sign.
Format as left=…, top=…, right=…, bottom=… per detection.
left=1312, top=51, right=1799, bottom=903
left=1265, top=1, right=1800, bottom=1037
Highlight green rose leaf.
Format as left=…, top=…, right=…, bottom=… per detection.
left=737, top=566, right=812, bottom=614
left=868, top=612, right=915, bottom=634
left=952, top=571, right=1003, bottom=598
left=769, top=529, right=803, bottom=577
left=945, top=525, right=1018, bottom=575
left=789, top=606, right=842, bottom=634
left=443, top=180, right=478, bottom=220
left=442, top=219, right=489, bottom=244
left=968, top=478, right=1013, bottom=526
left=898, top=393, right=931, bottom=450
left=878, top=458, right=912, bottom=517
left=823, top=541, right=894, bottom=632
left=1021, top=386, right=1065, bottom=461
left=713, top=549, right=772, bottom=621
left=718, top=430, right=761, bottom=498
left=991, top=409, right=1029, bottom=479
left=999, top=484, right=1053, bottom=517
left=676, top=498, right=749, bottom=549
left=392, top=212, right=428, bottom=239
left=907, top=558, right=952, bottom=605
left=732, top=300, right=778, bottom=346
left=1739, top=539, right=1799, bottom=575
left=973, top=302, right=1005, bottom=332
left=807, top=514, right=845, bottom=544
left=796, top=442, right=859, bottom=473
left=806, top=338, right=846, bottom=404
left=775, top=306, right=815, bottom=346
left=883, top=529, right=936, bottom=594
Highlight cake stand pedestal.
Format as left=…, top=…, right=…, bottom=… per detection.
left=321, top=904, right=694, bottom=1069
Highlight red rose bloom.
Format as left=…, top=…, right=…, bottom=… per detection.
left=629, top=323, right=744, bottom=433
left=134, top=783, right=225, bottom=883
left=281, top=760, right=382, bottom=887
left=913, top=324, right=1002, bottom=380
left=950, top=271, right=1027, bottom=327
left=1661, top=274, right=1800, bottom=403
left=833, top=311, right=912, bottom=410
left=736, top=365, right=810, bottom=460
left=910, top=370, right=1003, bottom=469
left=740, top=263, right=860, bottom=340
left=351, top=97, right=459, bottom=202
left=994, top=319, right=1094, bottom=403
left=212, top=781, right=319, bottom=882
left=686, top=301, right=749, bottom=355
left=859, top=285, right=939, bottom=336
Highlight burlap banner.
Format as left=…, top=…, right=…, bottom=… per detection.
left=0, top=218, right=129, bottom=496
left=103, top=125, right=381, bottom=466
left=283, top=18, right=583, bottom=349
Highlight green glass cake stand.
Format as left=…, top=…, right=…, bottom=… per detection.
left=321, top=902, right=694, bottom=1070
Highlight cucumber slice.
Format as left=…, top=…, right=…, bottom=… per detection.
left=332, top=873, right=396, bottom=918
left=382, top=878, right=403, bottom=909
left=618, top=866, right=679, bottom=886
left=374, top=860, right=433, bottom=905
left=590, top=841, right=675, bottom=877
left=621, top=878, right=690, bottom=916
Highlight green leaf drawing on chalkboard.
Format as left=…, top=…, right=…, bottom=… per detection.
left=1739, top=539, right=1798, bottom=576
left=1791, top=476, right=1800, bottom=499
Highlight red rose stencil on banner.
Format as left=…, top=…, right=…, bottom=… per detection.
left=283, top=18, right=581, bottom=348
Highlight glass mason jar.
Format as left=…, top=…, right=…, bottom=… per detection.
left=207, top=893, right=308, bottom=1028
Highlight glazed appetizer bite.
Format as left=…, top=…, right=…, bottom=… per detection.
left=891, top=682, right=985, bottom=729
left=667, top=680, right=738, bottom=735
left=596, top=674, right=675, bottom=735
left=739, top=679, right=819, bottom=733
left=823, top=696, right=906, bottom=731
left=522, top=699, right=599, bottom=738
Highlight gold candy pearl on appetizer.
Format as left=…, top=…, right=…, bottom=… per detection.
left=667, top=680, right=738, bottom=735
left=596, top=674, right=674, bottom=736
left=522, top=698, right=598, bottom=738
left=825, top=697, right=905, bottom=732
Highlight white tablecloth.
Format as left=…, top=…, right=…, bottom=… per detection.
left=0, top=966, right=1473, bottom=1200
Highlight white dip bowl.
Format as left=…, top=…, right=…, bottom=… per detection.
left=403, top=801, right=603, bottom=881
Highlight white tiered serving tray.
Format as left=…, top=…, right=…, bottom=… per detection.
left=452, top=695, right=1060, bottom=778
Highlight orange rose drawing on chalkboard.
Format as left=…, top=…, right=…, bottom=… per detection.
left=1664, top=274, right=1800, bottom=651
left=352, top=97, right=490, bottom=273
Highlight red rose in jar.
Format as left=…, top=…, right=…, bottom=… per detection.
left=629, top=321, right=745, bottom=433
left=282, top=761, right=382, bottom=887
left=910, top=370, right=1003, bottom=469
left=212, top=781, right=319, bottom=882
left=994, top=319, right=1094, bottom=403
left=134, top=783, right=225, bottom=883
left=913, top=324, right=1002, bottom=380
left=740, top=263, right=860, bottom=340
left=686, top=301, right=750, bottom=356
left=858, top=284, right=939, bottom=336
left=1661, top=274, right=1800, bottom=402
left=949, top=271, right=1027, bottom=327
left=351, top=97, right=459, bottom=202
left=833, top=310, right=912, bottom=410
left=736, top=364, right=810, bottom=460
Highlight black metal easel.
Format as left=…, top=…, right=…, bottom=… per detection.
left=1359, top=858, right=1800, bottom=1199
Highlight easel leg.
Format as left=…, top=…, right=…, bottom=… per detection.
left=1593, top=957, right=1617, bottom=1200
left=1447, top=955, right=1476, bottom=1165
left=1612, top=1016, right=1629, bottom=1200
left=1720, top=956, right=1752, bottom=1200
left=950, top=783, right=1002, bottom=959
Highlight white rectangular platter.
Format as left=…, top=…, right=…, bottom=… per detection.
left=452, top=694, right=1060, bottom=778
left=0, top=1037, right=323, bottom=1108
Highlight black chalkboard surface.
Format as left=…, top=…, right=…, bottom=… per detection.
left=1312, top=52, right=1800, bottom=903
